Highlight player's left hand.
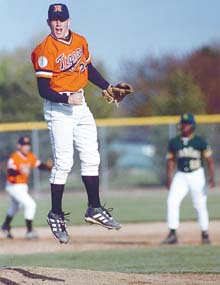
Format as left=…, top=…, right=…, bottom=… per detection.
left=208, top=177, right=215, bottom=188
left=102, top=82, right=134, bottom=105
left=45, top=158, right=53, bottom=171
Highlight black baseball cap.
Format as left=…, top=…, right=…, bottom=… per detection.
left=18, top=136, right=31, bottom=145
left=48, top=3, right=69, bottom=21
left=180, top=113, right=196, bottom=125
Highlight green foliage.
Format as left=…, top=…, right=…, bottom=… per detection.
left=122, top=45, right=220, bottom=117
left=0, top=48, right=44, bottom=122
left=84, top=62, right=126, bottom=118
left=84, top=83, right=115, bottom=119
left=0, top=43, right=219, bottom=121
left=150, top=70, right=206, bottom=115
left=0, top=50, right=120, bottom=121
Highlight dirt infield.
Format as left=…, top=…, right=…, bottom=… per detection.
left=0, top=221, right=220, bottom=284
left=1, top=267, right=220, bottom=285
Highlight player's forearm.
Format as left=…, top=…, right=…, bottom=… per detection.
left=167, top=159, right=175, bottom=188
left=206, top=157, right=215, bottom=183
left=88, top=63, right=110, bottom=90
left=37, top=78, right=69, bottom=103
left=7, top=169, right=20, bottom=176
left=167, top=172, right=173, bottom=187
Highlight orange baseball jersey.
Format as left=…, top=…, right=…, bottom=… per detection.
left=7, top=151, right=40, bottom=184
left=31, top=32, right=91, bottom=92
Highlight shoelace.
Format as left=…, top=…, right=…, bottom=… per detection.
left=57, top=212, right=71, bottom=232
left=61, top=212, right=71, bottom=222
left=48, top=212, right=70, bottom=232
left=101, top=203, right=114, bottom=218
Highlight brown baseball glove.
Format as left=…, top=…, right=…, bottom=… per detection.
left=102, top=82, right=134, bottom=104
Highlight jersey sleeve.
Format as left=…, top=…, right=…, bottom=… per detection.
left=29, top=152, right=40, bottom=168
left=201, top=140, right=213, bottom=158
left=31, top=40, right=54, bottom=79
left=203, top=145, right=213, bottom=158
left=197, top=137, right=212, bottom=158
left=82, top=36, right=91, bottom=64
left=166, top=140, right=175, bottom=160
left=7, top=157, right=17, bottom=170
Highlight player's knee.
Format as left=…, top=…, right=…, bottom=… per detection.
left=7, top=206, right=19, bottom=216
left=53, top=158, right=73, bottom=173
left=24, top=199, right=36, bottom=210
left=24, top=200, right=36, bottom=219
left=167, top=198, right=180, bottom=209
left=193, top=202, right=206, bottom=212
left=80, top=160, right=100, bottom=175
left=32, top=200, right=37, bottom=211
left=81, top=151, right=100, bottom=164
left=80, top=152, right=100, bottom=174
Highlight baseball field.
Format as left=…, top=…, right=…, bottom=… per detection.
left=0, top=189, right=220, bottom=284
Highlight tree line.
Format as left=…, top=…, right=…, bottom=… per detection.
left=0, top=43, right=219, bottom=122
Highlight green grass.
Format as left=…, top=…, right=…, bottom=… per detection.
left=0, top=189, right=220, bottom=227
left=1, top=190, right=220, bottom=274
left=1, top=246, right=220, bottom=273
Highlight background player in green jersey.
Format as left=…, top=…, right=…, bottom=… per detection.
left=161, top=113, right=215, bottom=245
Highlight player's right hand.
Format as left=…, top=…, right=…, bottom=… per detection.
left=68, top=93, right=83, bottom=105
left=166, top=177, right=172, bottom=190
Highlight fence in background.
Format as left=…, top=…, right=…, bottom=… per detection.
left=0, top=114, right=220, bottom=192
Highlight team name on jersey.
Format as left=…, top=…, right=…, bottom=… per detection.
left=178, top=147, right=201, bottom=159
left=56, top=48, right=83, bottom=72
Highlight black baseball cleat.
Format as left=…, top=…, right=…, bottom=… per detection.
left=1, top=225, right=13, bottom=239
left=84, top=205, right=122, bottom=230
left=161, top=232, right=178, bottom=245
left=47, top=211, right=69, bottom=244
left=201, top=231, right=211, bottom=245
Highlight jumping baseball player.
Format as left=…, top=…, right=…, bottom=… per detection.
left=31, top=3, right=133, bottom=244
left=161, top=114, right=215, bottom=245
left=1, top=136, right=52, bottom=239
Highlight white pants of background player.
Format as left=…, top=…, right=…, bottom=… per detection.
left=44, top=90, right=100, bottom=185
left=5, top=182, right=36, bottom=220
left=167, top=167, right=208, bottom=231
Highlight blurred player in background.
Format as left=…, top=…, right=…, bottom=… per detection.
left=31, top=3, right=129, bottom=244
left=1, top=136, right=52, bottom=239
left=161, top=113, right=215, bottom=245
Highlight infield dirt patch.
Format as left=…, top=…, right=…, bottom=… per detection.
left=0, top=221, right=220, bottom=284
left=0, top=267, right=220, bottom=285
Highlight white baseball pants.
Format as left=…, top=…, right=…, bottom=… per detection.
left=167, top=167, right=208, bottom=231
left=5, top=182, right=36, bottom=220
left=44, top=93, right=100, bottom=185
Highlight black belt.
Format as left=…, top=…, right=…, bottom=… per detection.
left=60, top=90, right=83, bottom=96
left=62, top=92, right=74, bottom=96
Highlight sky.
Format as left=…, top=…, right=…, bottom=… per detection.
left=1, top=0, right=220, bottom=79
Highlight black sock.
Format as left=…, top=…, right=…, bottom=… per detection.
left=170, top=229, right=176, bottom=235
left=51, top=183, right=65, bottom=214
left=2, top=215, right=13, bottom=229
left=26, top=219, right=33, bottom=232
left=202, top=230, right=209, bottom=237
left=82, top=176, right=101, bottom=208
